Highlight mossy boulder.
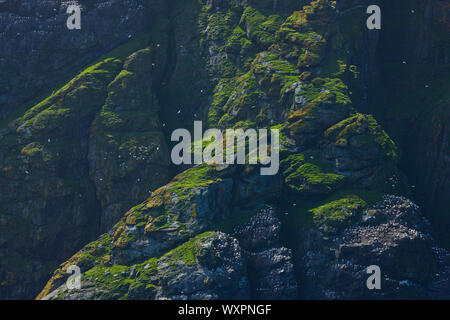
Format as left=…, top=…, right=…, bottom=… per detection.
left=310, top=194, right=366, bottom=233
left=103, top=164, right=234, bottom=265
left=320, top=113, right=406, bottom=192
left=281, top=154, right=345, bottom=195
left=284, top=78, right=353, bottom=147
left=298, top=195, right=443, bottom=299
left=39, top=232, right=250, bottom=300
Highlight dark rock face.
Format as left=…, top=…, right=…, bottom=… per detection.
left=0, top=46, right=169, bottom=299
left=0, top=0, right=147, bottom=119
left=0, top=57, right=122, bottom=300
left=156, top=232, right=250, bottom=300
left=88, top=49, right=170, bottom=230
left=41, top=232, right=251, bottom=300
left=299, top=195, right=450, bottom=299
left=40, top=207, right=298, bottom=300
left=374, top=0, right=450, bottom=246
left=234, top=207, right=298, bottom=299
left=234, top=207, right=282, bottom=251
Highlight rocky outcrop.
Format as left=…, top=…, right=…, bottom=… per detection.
left=41, top=232, right=251, bottom=300
left=38, top=205, right=298, bottom=300
left=233, top=207, right=298, bottom=299
left=156, top=232, right=250, bottom=300
left=298, top=195, right=450, bottom=299
left=35, top=164, right=283, bottom=300
left=0, top=57, right=121, bottom=299
left=0, top=45, right=169, bottom=299
left=0, top=0, right=148, bottom=119
left=88, top=48, right=170, bottom=230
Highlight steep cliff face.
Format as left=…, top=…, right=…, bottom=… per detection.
left=0, top=0, right=448, bottom=300
left=373, top=0, right=450, bottom=246
left=0, top=39, right=170, bottom=299
left=33, top=0, right=450, bottom=300
left=0, top=56, right=120, bottom=299
left=0, top=0, right=148, bottom=120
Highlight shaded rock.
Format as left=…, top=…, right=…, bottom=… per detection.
left=0, top=57, right=122, bottom=299
left=234, top=206, right=282, bottom=251
left=0, top=0, right=148, bottom=119
left=42, top=232, right=250, bottom=300
left=299, top=195, right=450, bottom=299
left=37, top=164, right=236, bottom=299
left=246, top=247, right=298, bottom=299
left=88, top=48, right=170, bottom=230
left=157, top=232, right=250, bottom=300
left=234, top=207, right=298, bottom=299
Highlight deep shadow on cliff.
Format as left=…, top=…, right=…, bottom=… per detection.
left=371, top=0, right=450, bottom=247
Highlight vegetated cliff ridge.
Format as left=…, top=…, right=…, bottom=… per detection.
left=0, top=0, right=448, bottom=299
